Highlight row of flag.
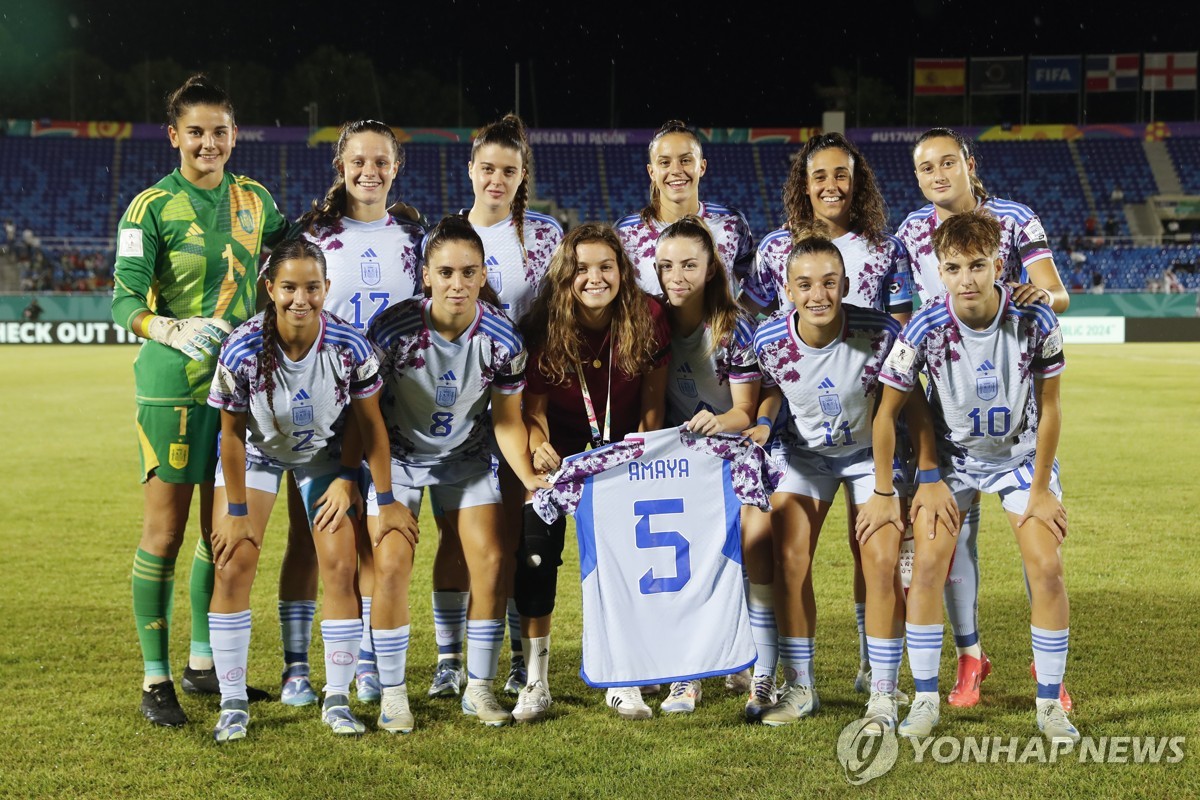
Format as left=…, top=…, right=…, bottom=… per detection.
left=914, top=53, right=1198, bottom=96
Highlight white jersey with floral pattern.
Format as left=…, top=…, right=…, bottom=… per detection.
left=666, top=314, right=760, bottom=427
left=208, top=310, right=381, bottom=469
left=879, top=283, right=1065, bottom=472
left=368, top=297, right=526, bottom=466
left=754, top=305, right=900, bottom=458
left=466, top=209, right=563, bottom=325
left=615, top=202, right=754, bottom=297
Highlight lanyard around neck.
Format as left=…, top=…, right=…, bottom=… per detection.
left=576, top=336, right=613, bottom=448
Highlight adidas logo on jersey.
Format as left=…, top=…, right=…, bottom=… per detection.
left=292, top=389, right=311, bottom=402
left=976, top=360, right=996, bottom=372
left=818, top=377, right=836, bottom=390
left=361, top=248, right=378, bottom=259
left=677, top=362, right=694, bottom=374
left=485, top=255, right=501, bottom=266
left=439, top=371, right=457, bottom=382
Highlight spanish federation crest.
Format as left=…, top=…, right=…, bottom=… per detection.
left=292, top=406, right=314, bottom=426
left=976, top=377, right=999, bottom=401
left=677, top=377, right=697, bottom=398
left=436, top=386, right=457, bottom=407
left=487, top=267, right=503, bottom=293
left=361, top=261, right=381, bottom=286
left=168, top=443, right=189, bottom=469
left=237, top=209, right=254, bottom=234
left=819, top=393, right=842, bottom=416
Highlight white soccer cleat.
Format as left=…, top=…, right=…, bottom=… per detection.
left=1036, top=700, right=1080, bottom=744
left=725, top=668, right=752, bottom=694
left=744, top=675, right=777, bottom=722
left=378, top=684, right=415, bottom=734
left=461, top=683, right=512, bottom=727
left=861, top=691, right=899, bottom=736
left=512, top=680, right=553, bottom=723
left=897, top=696, right=940, bottom=739
left=606, top=686, right=653, bottom=720
left=760, top=684, right=820, bottom=726
left=854, top=664, right=871, bottom=694
left=660, top=680, right=702, bottom=714
left=428, top=658, right=464, bottom=698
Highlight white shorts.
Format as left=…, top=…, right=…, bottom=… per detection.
left=366, top=455, right=501, bottom=516
left=214, top=459, right=341, bottom=524
left=945, top=457, right=1063, bottom=515
left=773, top=446, right=877, bottom=504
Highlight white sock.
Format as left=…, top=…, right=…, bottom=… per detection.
left=854, top=602, right=868, bottom=667
left=278, top=599, right=316, bottom=668
left=432, top=590, right=468, bottom=661
left=866, top=635, right=904, bottom=695
left=320, top=618, right=362, bottom=696
left=945, top=503, right=982, bottom=657
left=466, top=619, right=504, bottom=682
left=778, top=636, right=815, bottom=688
left=524, top=635, right=550, bottom=687
left=748, top=583, right=778, bottom=680
left=906, top=622, right=944, bottom=694
left=373, top=625, right=411, bottom=688
left=209, top=610, right=252, bottom=704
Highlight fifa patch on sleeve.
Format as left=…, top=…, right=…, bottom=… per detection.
left=1041, top=327, right=1064, bottom=359
left=1023, top=218, right=1047, bottom=245
left=885, top=341, right=916, bottom=373
left=509, top=349, right=528, bottom=375
left=212, top=363, right=237, bottom=396
left=119, top=228, right=144, bottom=258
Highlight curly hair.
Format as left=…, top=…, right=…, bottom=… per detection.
left=521, top=223, right=659, bottom=386
left=640, top=119, right=705, bottom=227
left=260, top=239, right=328, bottom=430
left=166, top=73, right=234, bottom=128
left=421, top=214, right=503, bottom=309
left=781, top=132, right=888, bottom=246
left=471, top=113, right=533, bottom=270
left=298, top=120, right=404, bottom=233
left=913, top=127, right=989, bottom=202
left=656, top=216, right=739, bottom=359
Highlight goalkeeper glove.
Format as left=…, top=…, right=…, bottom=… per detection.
left=146, top=315, right=233, bottom=361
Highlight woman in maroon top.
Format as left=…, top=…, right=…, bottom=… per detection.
left=511, top=222, right=670, bottom=723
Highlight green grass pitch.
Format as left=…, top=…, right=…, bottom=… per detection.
left=0, top=344, right=1196, bottom=799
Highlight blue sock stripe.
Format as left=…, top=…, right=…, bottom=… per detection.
left=1031, top=633, right=1070, bottom=645
left=905, top=634, right=944, bottom=645
left=209, top=611, right=252, bottom=631
left=321, top=621, right=364, bottom=639
left=747, top=608, right=776, bottom=622
left=437, top=644, right=462, bottom=655
left=361, top=597, right=372, bottom=613
left=433, top=610, right=467, bottom=623
left=373, top=640, right=410, bottom=656
left=954, top=632, right=980, bottom=647
left=284, top=650, right=308, bottom=664
left=913, top=677, right=939, bottom=692
left=1037, top=682, right=1062, bottom=700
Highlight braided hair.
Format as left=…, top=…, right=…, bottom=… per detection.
left=471, top=113, right=533, bottom=269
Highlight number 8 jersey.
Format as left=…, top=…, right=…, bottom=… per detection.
left=533, top=427, right=781, bottom=687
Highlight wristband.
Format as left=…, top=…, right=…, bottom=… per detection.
left=376, top=490, right=396, bottom=506
left=756, top=416, right=772, bottom=428
left=873, top=489, right=897, bottom=497
left=338, top=466, right=358, bottom=481
left=917, top=468, right=942, bottom=484
left=228, top=502, right=248, bottom=517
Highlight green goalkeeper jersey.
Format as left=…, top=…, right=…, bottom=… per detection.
left=112, top=169, right=287, bottom=405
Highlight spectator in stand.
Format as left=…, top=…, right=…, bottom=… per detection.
left=3, top=219, right=14, bottom=254
left=1164, top=268, right=1183, bottom=294
left=1110, top=185, right=1124, bottom=206
left=1089, top=273, right=1105, bottom=295
left=1104, top=216, right=1118, bottom=237
left=23, top=298, right=43, bottom=321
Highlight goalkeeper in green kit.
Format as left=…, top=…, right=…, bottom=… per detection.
left=112, top=74, right=287, bottom=726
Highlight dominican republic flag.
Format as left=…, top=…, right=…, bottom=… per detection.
left=1143, top=52, right=1198, bottom=91
left=1085, top=54, right=1139, bottom=92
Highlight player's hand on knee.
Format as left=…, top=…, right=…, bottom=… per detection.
left=313, top=478, right=355, bottom=532
left=374, top=503, right=419, bottom=548
left=531, top=443, right=561, bottom=474
left=147, top=315, right=233, bottom=361
left=855, top=494, right=904, bottom=545
left=213, top=516, right=261, bottom=569
left=911, top=479, right=960, bottom=538
left=1018, top=489, right=1067, bottom=542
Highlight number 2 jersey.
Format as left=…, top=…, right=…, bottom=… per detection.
left=207, top=310, right=381, bottom=470
left=533, top=427, right=781, bottom=687
left=368, top=297, right=526, bottom=467
left=879, top=283, right=1065, bottom=472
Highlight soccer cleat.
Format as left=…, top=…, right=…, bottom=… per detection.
left=661, top=680, right=702, bottom=714
left=861, top=691, right=898, bottom=737
left=503, top=656, right=528, bottom=696
left=1031, top=661, right=1073, bottom=712
left=378, top=685, right=415, bottom=734
left=744, top=675, right=777, bottom=722
left=427, top=659, right=464, bottom=698
left=461, top=684, right=512, bottom=726
left=606, top=687, right=653, bottom=720
left=898, top=696, right=941, bottom=739
left=356, top=669, right=381, bottom=704
left=141, top=680, right=188, bottom=727
left=760, top=684, right=820, bottom=726
left=321, top=695, right=366, bottom=736
left=512, top=681, right=553, bottom=723
left=1036, top=700, right=1080, bottom=744
left=213, top=700, right=249, bottom=743
left=946, top=652, right=992, bottom=708
left=281, top=665, right=318, bottom=707
left=639, top=684, right=662, bottom=696
left=854, top=663, right=871, bottom=694
left=725, top=668, right=752, bottom=694
left=182, top=666, right=270, bottom=702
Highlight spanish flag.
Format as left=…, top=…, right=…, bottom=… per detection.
left=915, top=58, right=966, bottom=96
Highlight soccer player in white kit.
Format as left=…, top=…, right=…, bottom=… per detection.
left=862, top=211, right=1077, bottom=744
left=751, top=236, right=907, bottom=727
left=205, top=239, right=416, bottom=741
left=274, top=120, right=427, bottom=709
left=741, top=132, right=914, bottom=698
left=428, top=114, right=566, bottom=701
left=896, top=128, right=1071, bottom=710
left=653, top=216, right=764, bottom=716
left=366, top=216, right=550, bottom=731
left=615, top=120, right=754, bottom=298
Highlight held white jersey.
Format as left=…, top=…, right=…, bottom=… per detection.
left=754, top=305, right=901, bottom=457
left=469, top=210, right=564, bottom=325
left=896, top=197, right=1054, bottom=303
left=208, top=311, right=381, bottom=469
left=368, top=297, right=526, bottom=466
left=304, top=215, right=423, bottom=330
left=743, top=228, right=914, bottom=315
left=880, top=284, right=1065, bottom=472
left=615, top=202, right=754, bottom=297
left=533, top=427, right=781, bottom=687
left=665, top=315, right=761, bottom=427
